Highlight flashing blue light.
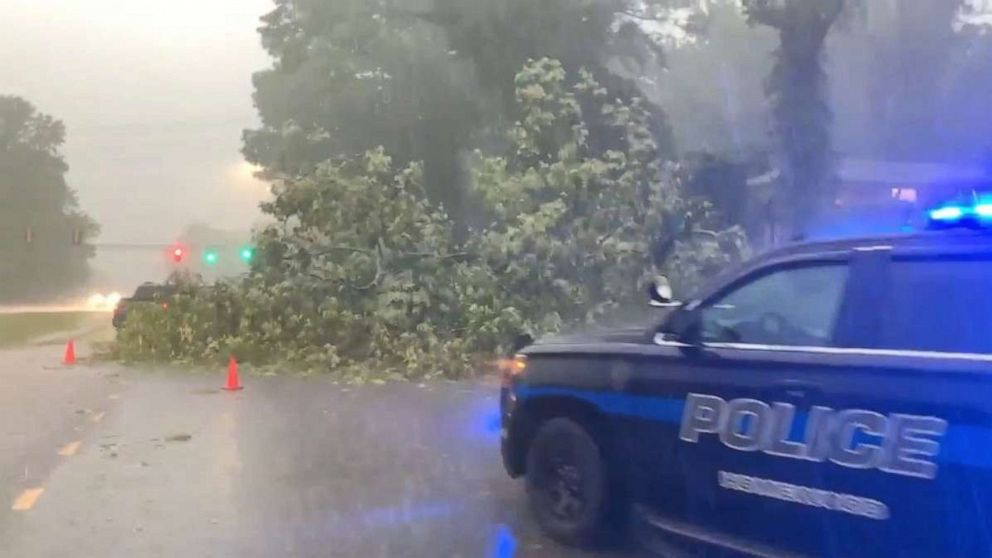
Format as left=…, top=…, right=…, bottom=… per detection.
left=489, top=525, right=518, bottom=558
left=975, top=204, right=992, bottom=219
left=464, top=401, right=502, bottom=446
left=929, top=206, right=966, bottom=222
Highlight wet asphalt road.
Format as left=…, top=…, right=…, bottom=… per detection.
left=0, top=344, right=634, bottom=558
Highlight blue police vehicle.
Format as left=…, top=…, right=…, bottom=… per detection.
left=500, top=198, right=992, bottom=556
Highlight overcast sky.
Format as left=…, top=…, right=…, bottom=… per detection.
left=0, top=0, right=274, bottom=247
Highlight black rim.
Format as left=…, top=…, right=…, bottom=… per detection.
left=539, top=439, right=586, bottom=522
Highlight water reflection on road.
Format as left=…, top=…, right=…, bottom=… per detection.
left=1, top=366, right=630, bottom=557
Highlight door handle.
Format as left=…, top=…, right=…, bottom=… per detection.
left=774, top=379, right=821, bottom=400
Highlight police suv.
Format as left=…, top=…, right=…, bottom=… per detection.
left=500, top=225, right=992, bottom=557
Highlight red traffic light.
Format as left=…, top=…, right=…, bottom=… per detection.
left=171, top=246, right=186, bottom=263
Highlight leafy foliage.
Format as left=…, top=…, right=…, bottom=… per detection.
left=465, top=59, right=745, bottom=335
left=117, top=153, right=473, bottom=380
left=245, top=0, right=484, bottom=222
left=0, top=96, right=98, bottom=302
left=243, top=0, right=673, bottom=228
left=119, top=60, right=745, bottom=380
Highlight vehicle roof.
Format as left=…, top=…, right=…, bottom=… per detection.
left=683, top=229, right=992, bottom=302
left=133, top=283, right=175, bottom=299
left=755, top=229, right=992, bottom=263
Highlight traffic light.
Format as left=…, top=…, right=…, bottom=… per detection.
left=239, top=246, right=255, bottom=263
left=203, top=249, right=220, bottom=266
left=171, top=246, right=186, bottom=263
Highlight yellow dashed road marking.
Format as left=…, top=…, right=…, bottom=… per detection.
left=58, top=441, right=81, bottom=457
left=89, top=411, right=104, bottom=423
left=11, top=488, right=44, bottom=511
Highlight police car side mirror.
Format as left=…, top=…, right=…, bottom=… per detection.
left=679, top=317, right=704, bottom=346
left=511, top=333, right=534, bottom=352
left=658, top=305, right=703, bottom=346
left=649, top=276, right=682, bottom=308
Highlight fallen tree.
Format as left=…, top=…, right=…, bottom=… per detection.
left=113, top=60, right=746, bottom=381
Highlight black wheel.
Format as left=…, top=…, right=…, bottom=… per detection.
left=525, top=417, right=609, bottom=546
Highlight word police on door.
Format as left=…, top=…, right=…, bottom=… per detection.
left=679, top=393, right=948, bottom=479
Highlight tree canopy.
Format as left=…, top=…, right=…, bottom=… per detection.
left=242, top=0, right=673, bottom=228
left=0, top=96, right=98, bottom=302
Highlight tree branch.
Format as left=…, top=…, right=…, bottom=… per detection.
left=820, top=0, right=845, bottom=26
left=349, top=240, right=385, bottom=292
left=398, top=251, right=473, bottom=261
left=310, top=7, right=457, bottom=27
left=353, top=266, right=382, bottom=291
left=806, top=1, right=845, bottom=52
left=692, top=228, right=720, bottom=239
left=313, top=245, right=376, bottom=257
left=614, top=9, right=661, bottom=22
left=743, top=0, right=787, bottom=29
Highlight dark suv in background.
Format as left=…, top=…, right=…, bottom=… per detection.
left=111, top=283, right=176, bottom=329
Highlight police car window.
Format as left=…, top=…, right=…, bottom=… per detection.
left=700, top=264, right=849, bottom=347
left=879, top=258, right=992, bottom=354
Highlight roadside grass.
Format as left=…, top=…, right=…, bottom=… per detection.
left=76, top=319, right=117, bottom=344
left=0, top=312, right=104, bottom=349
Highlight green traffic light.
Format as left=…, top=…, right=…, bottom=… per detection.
left=239, top=247, right=255, bottom=263
left=203, top=250, right=219, bottom=266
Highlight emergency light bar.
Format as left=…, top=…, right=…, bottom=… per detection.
left=927, top=195, right=992, bottom=228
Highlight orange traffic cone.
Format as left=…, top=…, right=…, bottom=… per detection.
left=223, top=355, right=243, bottom=391
left=63, top=340, right=76, bottom=366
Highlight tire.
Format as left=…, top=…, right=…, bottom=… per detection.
left=525, top=417, right=610, bottom=546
